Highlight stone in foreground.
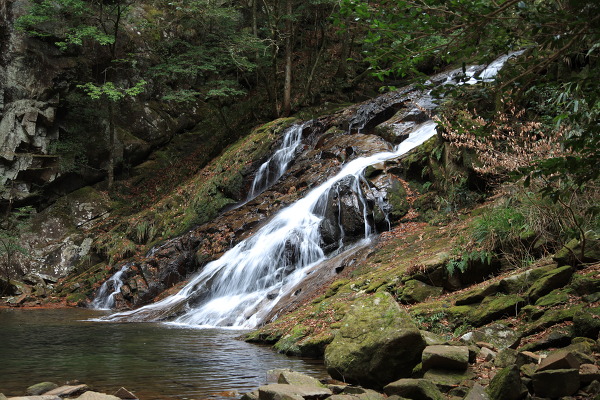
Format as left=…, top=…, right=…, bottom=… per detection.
left=258, top=384, right=331, bottom=400
left=267, top=370, right=323, bottom=387
left=464, top=383, right=489, bottom=400
left=383, top=378, right=444, bottom=400
left=76, top=392, right=120, bottom=400
left=324, top=292, right=426, bottom=388
left=45, top=385, right=88, bottom=397
left=7, top=397, right=61, bottom=400
left=486, top=365, right=523, bottom=400
left=536, top=350, right=580, bottom=371
left=532, top=368, right=580, bottom=398
left=112, top=388, right=137, bottom=399
left=421, top=345, right=469, bottom=371
left=25, top=383, right=58, bottom=396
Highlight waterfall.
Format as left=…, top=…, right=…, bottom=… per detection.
left=247, top=123, right=304, bottom=200
left=90, top=264, right=129, bottom=310
left=100, top=52, right=520, bottom=327
left=100, top=122, right=437, bottom=326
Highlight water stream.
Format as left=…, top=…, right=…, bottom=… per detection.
left=99, top=52, right=520, bottom=328
left=247, top=123, right=305, bottom=200
left=101, top=121, right=438, bottom=326
left=91, top=264, right=130, bottom=310
left=0, top=308, right=327, bottom=399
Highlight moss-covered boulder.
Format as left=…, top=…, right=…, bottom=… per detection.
left=467, top=294, right=525, bottom=327
left=486, top=365, right=523, bottom=400
left=526, top=265, right=574, bottom=302
left=573, top=306, right=600, bottom=338
left=324, top=292, right=426, bottom=388
left=383, top=378, right=444, bottom=400
left=454, top=281, right=501, bottom=306
left=422, top=368, right=475, bottom=392
left=399, top=280, right=443, bottom=304
left=534, top=288, right=570, bottom=307
left=553, top=235, right=600, bottom=266
left=499, top=263, right=556, bottom=294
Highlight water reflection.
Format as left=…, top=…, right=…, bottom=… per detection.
left=0, top=308, right=327, bottom=399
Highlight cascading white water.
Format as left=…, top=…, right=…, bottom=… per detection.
left=90, top=264, right=129, bottom=310
left=248, top=123, right=304, bottom=200
left=101, top=52, right=520, bottom=328
left=101, top=122, right=437, bottom=326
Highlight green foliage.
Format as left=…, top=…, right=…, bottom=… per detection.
left=446, top=250, right=492, bottom=276
left=16, top=0, right=125, bottom=50
left=78, top=80, right=147, bottom=102
left=147, top=0, right=263, bottom=103
left=339, top=0, right=600, bottom=238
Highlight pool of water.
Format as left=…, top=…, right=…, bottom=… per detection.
left=0, top=308, right=327, bottom=399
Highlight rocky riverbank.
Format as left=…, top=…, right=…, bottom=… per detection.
left=1, top=382, right=138, bottom=400
left=240, top=362, right=600, bottom=400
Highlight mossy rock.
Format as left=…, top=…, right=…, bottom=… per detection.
left=519, top=305, right=545, bottom=321
left=66, top=292, right=87, bottom=306
left=274, top=325, right=309, bottom=356
left=383, top=378, right=444, bottom=400
left=454, top=281, right=501, bottom=305
left=296, top=330, right=335, bottom=358
left=569, top=273, right=600, bottom=296
left=486, top=365, right=523, bottom=400
left=573, top=306, right=600, bottom=338
left=553, top=235, right=600, bottom=266
left=399, top=280, right=443, bottom=304
left=26, top=382, right=59, bottom=396
left=522, top=304, right=584, bottom=336
left=325, top=292, right=426, bottom=388
left=526, top=265, right=573, bottom=302
left=422, top=368, right=475, bottom=392
left=467, top=294, right=525, bottom=327
left=325, top=279, right=350, bottom=298
left=499, top=263, right=556, bottom=294
left=387, top=179, right=410, bottom=221
left=534, top=288, right=571, bottom=307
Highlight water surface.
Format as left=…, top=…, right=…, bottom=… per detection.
left=0, top=308, right=327, bottom=399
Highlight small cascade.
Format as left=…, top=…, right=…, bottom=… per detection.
left=91, top=264, right=129, bottom=310
left=247, top=123, right=305, bottom=200
left=101, top=52, right=521, bottom=328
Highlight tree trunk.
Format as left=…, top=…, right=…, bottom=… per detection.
left=108, top=101, right=115, bottom=189
left=282, top=0, right=293, bottom=116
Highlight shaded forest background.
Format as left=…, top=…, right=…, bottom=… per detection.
left=1, top=0, right=598, bottom=289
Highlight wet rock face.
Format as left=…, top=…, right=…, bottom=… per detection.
left=18, top=187, right=110, bottom=279
left=89, top=84, right=435, bottom=311
left=0, top=0, right=62, bottom=202
left=324, top=292, right=426, bottom=388
left=0, top=2, right=193, bottom=206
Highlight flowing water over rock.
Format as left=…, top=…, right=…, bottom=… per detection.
left=248, top=123, right=305, bottom=200
left=91, top=264, right=130, bottom=309
left=99, top=52, right=521, bottom=327
left=101, top=122, right=437, bottom=326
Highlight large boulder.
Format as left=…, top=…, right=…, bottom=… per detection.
left=532, top=369, right=580, bottom=398
left=526, top=265, right=574, bottom=302
left=324, top=292, right=426, bottom=388
left=486, top=365, right=524, bottom=400
left=383, top=379, right=444, bottom=400
left=257, top=384, right=331, bottom=400
left=421, top=345, right=469, bottom=371
left=25, top=382, right=58, bottom=396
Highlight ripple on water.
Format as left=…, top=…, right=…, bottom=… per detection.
left=0, top=308, right=327, bottom=399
